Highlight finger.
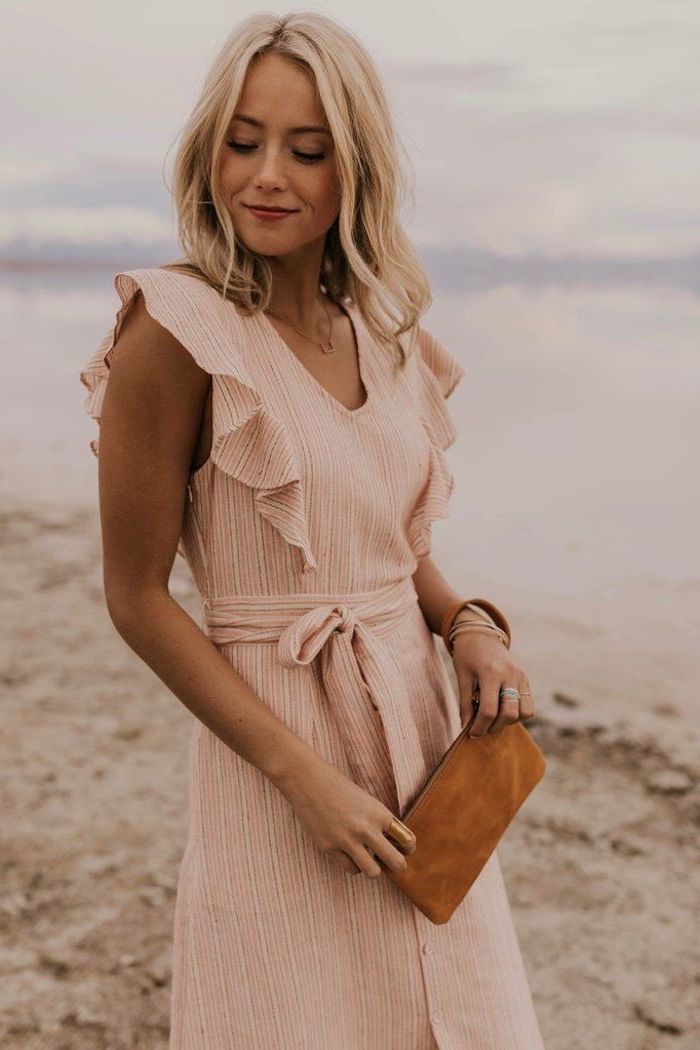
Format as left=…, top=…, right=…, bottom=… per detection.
left=455, top=663, right=478, bottom=710
left=337, top=851, right=362, bottom=875
left=383, top=816, right=416, bottom=853
left=370, top=837, right=409, bottom=875
left=468, top=668, right=500, bottom=737
left=489, top=690, right=521, bottom=734
left=375, top=822, right=416, bottom=872
left=460, top=672, right=480, bottom=728
left=491, top=669, right=534, bottom=733
left=347, top=844, right=383, bottom=879
left=519, top=673, right=535, bottom=719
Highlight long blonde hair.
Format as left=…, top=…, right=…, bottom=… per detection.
left=163, top=10, right=434, bottom=365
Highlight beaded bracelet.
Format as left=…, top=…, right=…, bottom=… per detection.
left=440, top=597, right=512, bottom=654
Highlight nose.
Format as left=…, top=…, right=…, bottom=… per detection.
left=253, top=145, right=289, bottom=192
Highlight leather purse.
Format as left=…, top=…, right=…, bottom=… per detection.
left=383, top=699, right=547, bottom=925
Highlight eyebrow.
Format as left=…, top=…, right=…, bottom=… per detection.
left=231, top=113, right=332, bottom=136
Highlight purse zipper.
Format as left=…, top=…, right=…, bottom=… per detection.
left=400, top=705, right=479, bottom=822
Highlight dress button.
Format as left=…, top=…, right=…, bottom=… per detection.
left=421, top=942, right=430, bottom=955
left=431, top=1013, right=442, bottom=1026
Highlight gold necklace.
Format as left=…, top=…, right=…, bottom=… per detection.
left=264, top=293, right=336, bottom=354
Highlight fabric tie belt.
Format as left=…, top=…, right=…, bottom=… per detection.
left=201, top=575, right=431, bottom=814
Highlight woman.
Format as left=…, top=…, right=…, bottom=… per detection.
left=79, top=11, right=544, bottom=1049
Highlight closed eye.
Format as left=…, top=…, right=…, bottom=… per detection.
left=225, top=141, right=326, bottom=164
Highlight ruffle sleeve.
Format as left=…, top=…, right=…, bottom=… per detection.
left=407, top=324, right=467, bottom=559
left=79, top=267, right=317, bottom=573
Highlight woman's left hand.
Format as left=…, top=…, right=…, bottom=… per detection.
left=450, top=631, right=535, bottom=736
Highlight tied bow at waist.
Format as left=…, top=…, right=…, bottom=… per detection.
left=201, top=576, right=431, bottom=814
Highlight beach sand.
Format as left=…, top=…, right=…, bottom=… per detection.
left=1, top=491, right=698, bottom=1049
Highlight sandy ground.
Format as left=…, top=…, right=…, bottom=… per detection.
left=1, top=493, right=698, bottom=1049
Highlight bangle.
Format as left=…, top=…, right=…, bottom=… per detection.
left=449, top=618, right=509, bottom=651
left=440, top=597, right=512, bottom=653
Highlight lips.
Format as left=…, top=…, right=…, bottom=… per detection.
left=244, top=204, right=298, bottom=223
left=245, top=204, right=296, bottom=213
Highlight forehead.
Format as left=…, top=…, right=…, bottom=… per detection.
left=234, top=52, right=330, bottom=132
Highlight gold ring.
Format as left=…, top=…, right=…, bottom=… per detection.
left=385, top=817, right=414, bottom=847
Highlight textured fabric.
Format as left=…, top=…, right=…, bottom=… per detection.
left=79, top=267, right=545, bottom=1050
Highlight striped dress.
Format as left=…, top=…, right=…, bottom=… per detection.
left=79, top=267, right=545, bottom=1050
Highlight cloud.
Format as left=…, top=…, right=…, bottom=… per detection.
left=1, top=20, right=698, bottom=275
left=0, top=205, right=176, bottom=266
left=0, top=154, right=169, bottom=209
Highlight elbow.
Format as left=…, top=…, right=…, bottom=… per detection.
left=104, top=584, right=138, bottom=636
left=104, top=578, right=168, bottom=636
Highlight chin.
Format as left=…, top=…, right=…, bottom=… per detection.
left=244, top=240, right=300, bottom=259
left=248, top=230, right=313, bottom=254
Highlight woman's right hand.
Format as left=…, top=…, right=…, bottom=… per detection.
left=277, top=754, right=417, bottom=879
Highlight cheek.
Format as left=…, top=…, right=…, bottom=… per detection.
left=219, top=154, right=245, bottom=190
left=307, top=168, right=341, bottom=218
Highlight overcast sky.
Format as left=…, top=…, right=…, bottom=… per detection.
left=1, top=0, right=698, bottom=265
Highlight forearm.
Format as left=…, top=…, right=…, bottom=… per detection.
left=411, top=555, right=462, bottom=636
left=107, top=587, right=317, bottom=794
left=412, top=557, right=509, bottom=652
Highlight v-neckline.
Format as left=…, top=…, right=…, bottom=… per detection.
left=256, top=299, right=373, bottom=419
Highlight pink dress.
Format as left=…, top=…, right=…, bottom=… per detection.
left=79, top=267, right=545, bottom=1049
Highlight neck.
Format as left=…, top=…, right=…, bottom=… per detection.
left=264, top=244, right=331, bottom=329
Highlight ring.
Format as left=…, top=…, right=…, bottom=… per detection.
left=473, top=688, right=530, bottom=697
left=499, top=687, right=521, bottom=700
left=385, top=817, right=414, bottom=847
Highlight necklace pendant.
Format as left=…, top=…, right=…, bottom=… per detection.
left=320, top=339, right=336, bottom=354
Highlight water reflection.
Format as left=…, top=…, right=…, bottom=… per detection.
left=0, top=268, right=697, bottom=595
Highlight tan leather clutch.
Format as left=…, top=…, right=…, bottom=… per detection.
left=383, top=703, right=546, bottom=925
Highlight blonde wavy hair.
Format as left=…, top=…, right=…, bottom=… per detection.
left=162, top=10, right=435, bottom=366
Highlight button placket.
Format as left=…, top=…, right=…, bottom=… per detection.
left=412, top=907, right=451, bottom=1046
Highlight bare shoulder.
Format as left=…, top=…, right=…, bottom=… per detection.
left=110, top=288, right=210, bottom=395
left=98, top=287, right=211, bottom=489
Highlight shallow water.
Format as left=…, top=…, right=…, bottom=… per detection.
left=1, top=267, right=697, bottom=597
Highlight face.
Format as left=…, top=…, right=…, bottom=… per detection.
left=219, top=52, right=341, bottom=259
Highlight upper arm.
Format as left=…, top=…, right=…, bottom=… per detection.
left=96, top=290, right=211, bottom=610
